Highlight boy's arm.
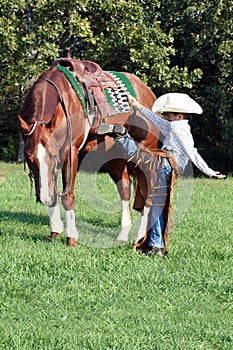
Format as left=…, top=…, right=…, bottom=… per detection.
left=177, top=131, right=225, bottom=178
left=129, top=96, right=169, bottom=135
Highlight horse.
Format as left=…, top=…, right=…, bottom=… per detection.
left=18, top=57, right=158, bottom=247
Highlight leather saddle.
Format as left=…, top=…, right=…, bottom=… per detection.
left=51, top=57, right=119, bottom=116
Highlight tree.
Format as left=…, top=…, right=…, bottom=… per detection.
left=77, top=0, right=202, bottom=93
left=0, top=0, right=232, bottom=170
left=159, top=0, right=233, bottom=171
left=0, top=0, right=94, bottom=160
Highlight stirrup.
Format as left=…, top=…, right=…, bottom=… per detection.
left=97, top=123, right=127, bottom=136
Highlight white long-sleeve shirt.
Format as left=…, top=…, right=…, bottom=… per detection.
left=141, top=107, right=215, bottom=177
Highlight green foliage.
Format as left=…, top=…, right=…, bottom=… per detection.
left=159, top=0, right=233, bottom=170
left=0, top=109, right=20, bottom=162
left=2, top=136, right=17, bottom=162
left=0, top=163, right=232, bottom=349
left=78, top=0, right=200, bottom=90
left=0, top=0, right=232, bottom=169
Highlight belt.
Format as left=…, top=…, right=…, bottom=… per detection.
left=150, top=148, right=182, bottom=176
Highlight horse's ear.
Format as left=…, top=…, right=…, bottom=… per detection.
left=18, top=115, right=31, bottom=134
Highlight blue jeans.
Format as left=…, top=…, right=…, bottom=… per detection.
left=115, top=135, right=172, bottom=248
left=149, top=157, right=172, bottom=248
left=115, top=134, right=138, bottom=157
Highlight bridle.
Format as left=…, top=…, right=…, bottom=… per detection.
left=24, top=78, right=73, bottom=198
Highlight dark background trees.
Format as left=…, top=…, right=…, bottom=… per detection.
left=0, top=0, right=232, bottom=173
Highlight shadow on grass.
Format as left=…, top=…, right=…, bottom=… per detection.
left=0, top=210, right=48, bottom=225
left=0, top=210, right=124, bottom=246
left=0, top=210, right=55, bottom=244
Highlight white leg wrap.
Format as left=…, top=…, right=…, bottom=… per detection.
left=48, top=205, right=64, bottom=234
left=121, top=199, right=132, bottom=227
left=134, top=206, right=150, bottom=243
left=65, top=210, right=79, bottom=239
left=116, top=200, right=131, bottom=242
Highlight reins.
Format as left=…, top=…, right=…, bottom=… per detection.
left=45, top=79, right=72, bottom=157
left=44, top=78, right=73, bottom=197
left=24, top=78, right=74, bottom=198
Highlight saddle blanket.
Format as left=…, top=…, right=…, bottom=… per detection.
left=104, top=71, right=136, bottom=115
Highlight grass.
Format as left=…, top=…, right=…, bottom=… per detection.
left=0, top=162, right=232, bottom=350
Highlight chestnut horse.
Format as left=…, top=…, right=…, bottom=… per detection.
left=18, top=58, right=158, bottom=247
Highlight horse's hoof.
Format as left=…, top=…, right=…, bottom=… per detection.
left=48, top=232, right=59, bottom=242
left=66, top=237, right=77, bottom=247
left=116, top=234, right=129, bottom=242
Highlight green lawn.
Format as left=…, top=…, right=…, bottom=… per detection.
left=0, top=162, right=232, bottom=350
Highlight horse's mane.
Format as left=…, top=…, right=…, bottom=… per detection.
left=20, top=69, right=60, bottom=124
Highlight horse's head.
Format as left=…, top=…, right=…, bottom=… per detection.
left=18, top=115, right=60, bottom=206
left=17, top=67, right=77, bottom=206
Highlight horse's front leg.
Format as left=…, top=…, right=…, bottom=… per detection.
left=61, top=148, right=79, bottom=247
left=48, top=202, right=64, bottom=242
left=47, top=172, right=64, bottom=242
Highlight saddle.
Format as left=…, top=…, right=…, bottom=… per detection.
left=51, top=57, right=119, bottom=116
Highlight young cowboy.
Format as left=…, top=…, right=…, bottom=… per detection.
left=97, top=93, right=226, bottom=257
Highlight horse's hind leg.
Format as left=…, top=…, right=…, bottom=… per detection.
left=134, top=206, right=150, bottom=243
left=107, top=159, right=132, bottom=242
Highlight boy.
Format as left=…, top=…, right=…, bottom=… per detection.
left=97, top=93, right=226, bottom=257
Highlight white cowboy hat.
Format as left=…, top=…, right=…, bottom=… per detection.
left=152, top=93, right=203, bottom=114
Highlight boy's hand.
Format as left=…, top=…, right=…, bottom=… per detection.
left=127, top=95, right=142, bottom=110
left=212, top=171, right=226, bottom=179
